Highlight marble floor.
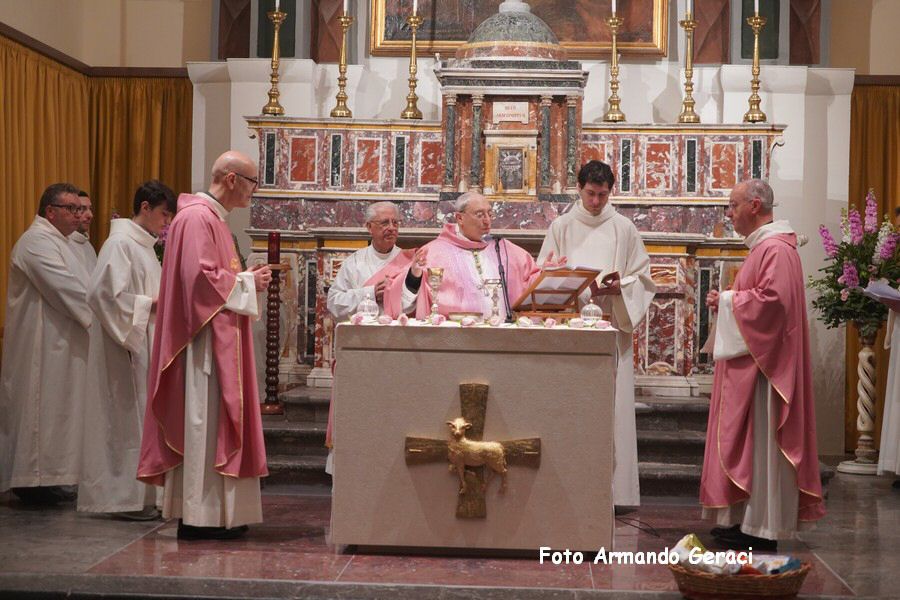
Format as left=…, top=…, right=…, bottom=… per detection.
left=0, top=473, right=898, bottom=599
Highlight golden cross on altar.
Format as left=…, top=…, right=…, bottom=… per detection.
left=405, top=383, right=541, bottom=519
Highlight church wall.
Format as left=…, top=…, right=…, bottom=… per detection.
left=829, top=0, right=900, bottom=76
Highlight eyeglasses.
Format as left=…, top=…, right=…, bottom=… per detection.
left=370, top=219, right=401, bottom=228
left=50, top=204, right=86, bottom=214
left=234, top=172, right=259, bottom=187
left=463, top=210, right=493, bottom=220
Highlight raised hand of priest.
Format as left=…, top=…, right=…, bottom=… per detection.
left=250, top=263, right=273, bottom=292
left=411, top=246, right=428, bottom=278
left=706, top=289, right=720, bottom=310
left=541, top=251, right=568, bottom=269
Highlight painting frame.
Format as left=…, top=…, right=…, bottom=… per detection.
left=369, top=0, right=669, bottom=58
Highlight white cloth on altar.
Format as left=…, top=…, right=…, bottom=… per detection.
left=69, top=231, right=98, bottom=274
left=78, top=219, right=160, bottom=513
left=326, top=245, right=417, bottom=320
left=0, top=216, right=92, bottom=491
left=161, top=196, right=263, bottom=529
left=538, top=202, right=656, bottom=506
left=878, top=310, right=900, bottom=476
left=702, top=221, right=804, bottom=539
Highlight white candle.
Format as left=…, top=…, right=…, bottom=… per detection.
left=275, top=0, right=279, bottom=11
left=754, top=0, right=759, bottom=14
left=413, top=0, right=418, bottom=15
left=611, top=0, right=617, bottom=14
left=344, top=0, right=349, bottom=13
left=687, top=0, right=693, bottom=14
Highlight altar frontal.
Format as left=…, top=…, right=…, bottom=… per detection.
left=331, top=323, right=616, bottom=552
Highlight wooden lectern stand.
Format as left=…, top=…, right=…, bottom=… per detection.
left=512, top=267, right=600, bottom=321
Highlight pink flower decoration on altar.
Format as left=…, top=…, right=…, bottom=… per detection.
left=397, top=314, right=409, bottom=326
left=818, top=225, right=838, bottom=258
left=864, top=190, right=879, bottom=233
left=430, top=314, right=446, bottom=326
left=543, top=318, right=557, bottom=328
left=840, top=288, right=850, bottom=302
left=350, top=313, right=365, bottom=325
left=848, top=209, right=864, bottom=245
left=377, top=315, right=393, bottom=325
left=837, top=262, right=859, bottom=288
left=460, top=316, right=478, bottom=327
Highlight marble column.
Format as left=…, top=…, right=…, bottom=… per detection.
left=566, top=95, right=578, bottom=191
left=470, top=94, right=484, bottom=192
left=540, top=94, right=553, bottom=192
left=442, top=94, right=457, bottom=191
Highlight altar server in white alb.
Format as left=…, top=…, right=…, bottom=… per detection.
left=69, top=189, right=98, bottom=273
left=77, top=181, right=177, bottom=519
left=538, top=160, right=656, bottom=507
left=0, top=183, right=93, bottom=504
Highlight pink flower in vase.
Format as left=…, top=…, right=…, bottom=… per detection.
left=840, top=288, right=850, bottom=302
left=881, top=233, right=899, bottom=261
left=818, top=225, right=839, bottom=258
left=864, top=190, right=878, bottom=233
left=837, top=262, right=859, bottom=288
left=848, top=209, right=864, bottom=245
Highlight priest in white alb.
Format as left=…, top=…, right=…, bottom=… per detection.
left=326, top=201, right=424, bottom=321
left=325, top=201, right=426, bottom=473
left=137, top=151, right=272, bottom=540
left=78, top=180, right=176, bottom=519
left=0, top=183, right=93, bottom=504
left=538, top=161, right=656, bottom=507
left=69, top=189, right=98, bottom=273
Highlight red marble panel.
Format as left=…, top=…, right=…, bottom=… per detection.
left=709, top=142, right=738, bottom=191
left=644, top=141, right=673, bottom=191
left=354, top=138, right=382, bottom=185
left=581, top=142, right=608, bottom=165
left=289, top=136, right=317, bottom=183
left=419, top=140, right=443, bottom=187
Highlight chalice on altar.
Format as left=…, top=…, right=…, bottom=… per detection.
left=426, top=267, right=445, bottom=322
left=483, top=278, right=502, bottom=322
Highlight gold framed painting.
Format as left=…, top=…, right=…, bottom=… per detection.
left=370, top=0, right=669, bottom=58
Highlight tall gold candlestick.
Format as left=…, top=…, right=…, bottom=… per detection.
left=261, top=9, right=287, bottom=116
left=401, top=14, right=424, bottom=119
left=330, top=13, right=354, bottom=118
left=678, top=13, right=700, bottom=123
left=603, top=15, right=625, bottom=123
left=743, top=14, right=767, bottom=123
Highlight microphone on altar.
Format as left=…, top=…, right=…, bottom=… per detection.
left=482, top=233, right=514, bottom=323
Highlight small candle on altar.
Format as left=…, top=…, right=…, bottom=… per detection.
left=343, top=0, right=349, bottom=14
left=687, top=0, right=693, bottom=15
left=267, top=231, right=281, bottom=264
left=412, top=0, right=418, bottom=16
left=754, top=0, right=759, bottom=14
left=611, top=0, right=616, bottom=14
left=275, top=0, right=280, bottom=11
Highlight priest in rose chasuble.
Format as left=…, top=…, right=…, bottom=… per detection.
left=701, top=179, right=825, bottom=551
left=538, top=161, right=656, bottom=507
left=412, top=192, right=542, bottom=321
left=0, top=184, right=93, bottom=501
left=137, top=151, right=272, bottom=540
left=78, top=181, right=176, bottom=518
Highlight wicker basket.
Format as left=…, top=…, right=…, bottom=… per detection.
left=668, top=561, right=811, bottom=600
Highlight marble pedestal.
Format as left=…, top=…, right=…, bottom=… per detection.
left=331, top=324, right=616, bottom=552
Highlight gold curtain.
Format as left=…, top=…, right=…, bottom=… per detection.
left=846, top=84, right=900, bottom=452
left=88, top=77, right=193, bottom=242
left=0, top=34, right=90, bottom=330
left=0, top=31, right=192, bottom=338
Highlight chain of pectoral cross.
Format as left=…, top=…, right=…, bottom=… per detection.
left=470, top=249, right=490, bottom=296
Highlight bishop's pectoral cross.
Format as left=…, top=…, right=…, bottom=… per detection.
left=405, top=383, right=541, bottom=518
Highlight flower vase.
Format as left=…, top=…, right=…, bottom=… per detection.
left=837, top=328, right=880, bottom=475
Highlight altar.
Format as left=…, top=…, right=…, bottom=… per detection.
left=330, top=323, right=617, bottom=552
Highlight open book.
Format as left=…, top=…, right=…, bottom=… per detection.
left=863, top=279, right=900, bottom=313
left=513, top=267, right=604, bottom=311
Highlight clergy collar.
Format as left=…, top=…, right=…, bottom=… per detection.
left=70, top=231, right=90, bottom=244
left=743, top=219, right=794, bottom=249
left=572, top=199, right=617, bottom=226
left=110, top=218, right=158, bottom=248
left=198, top=192, right=228, bottom=221
left=33, top=215, right=70, bottom=241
